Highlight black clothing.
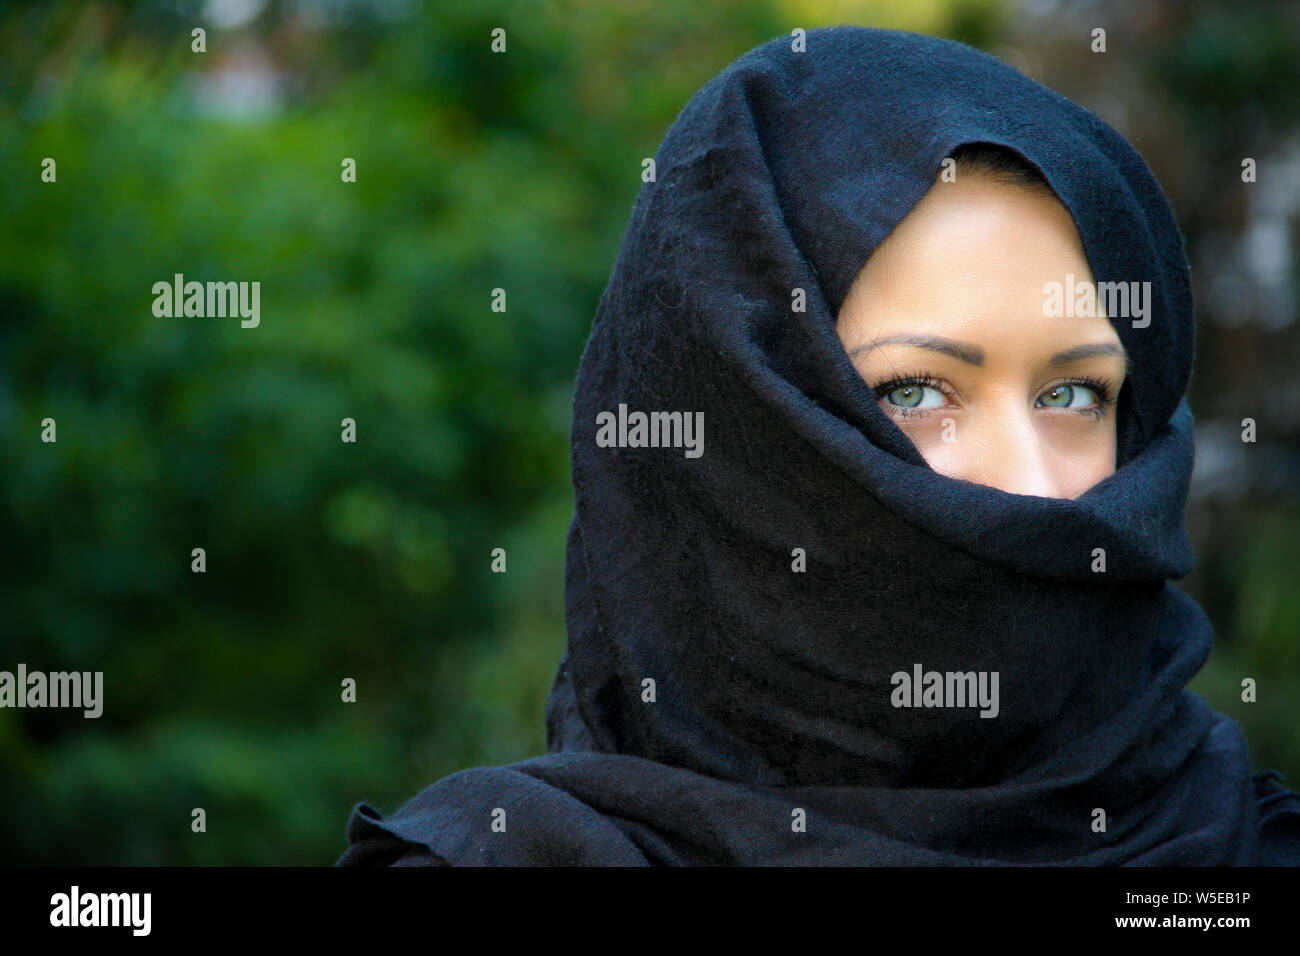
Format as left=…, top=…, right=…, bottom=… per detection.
left=338, top=26, right=1300, bottom=865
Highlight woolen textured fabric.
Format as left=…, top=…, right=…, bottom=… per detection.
left=337, top=26, right=1300, bottom=866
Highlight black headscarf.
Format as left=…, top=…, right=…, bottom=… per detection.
left=338, top=26, right=1300, bottom=865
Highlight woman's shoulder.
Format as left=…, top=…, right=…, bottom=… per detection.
left=1252, top=770, right=1300, bottom=866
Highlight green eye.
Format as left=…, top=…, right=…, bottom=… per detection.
left=1038, top=384, right=1100, bottom=408
left=883, top=384, right=945, bottom=408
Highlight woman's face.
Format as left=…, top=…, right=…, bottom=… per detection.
left=836, top=173, right=1129, bottom=500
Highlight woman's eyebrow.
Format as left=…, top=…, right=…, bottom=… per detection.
left=848, top=334, right=984, bottom=366
left=1048, top=342, right=1129, bottom=370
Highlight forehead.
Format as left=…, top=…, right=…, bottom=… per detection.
left=837, top=177, right=1121, bottom=349
left=856, top=176, right=1088, bottom=281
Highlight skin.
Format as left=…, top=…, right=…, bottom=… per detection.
left=836, top=173, right=1129, bottom=500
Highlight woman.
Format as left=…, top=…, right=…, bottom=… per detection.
left=337, top=26, right=1300, bottom=865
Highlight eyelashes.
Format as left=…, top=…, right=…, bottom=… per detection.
left=870, top=369, right=1119, bottom=420
left=1037, top=377, right=1118, bottom=418
left=871, top=372, right=952, bottom=419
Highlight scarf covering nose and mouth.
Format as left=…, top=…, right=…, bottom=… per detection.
left=338, top=26, right=1297, bottom=865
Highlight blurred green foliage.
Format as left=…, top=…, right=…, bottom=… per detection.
left=0, top=0, right=1296, bottom=864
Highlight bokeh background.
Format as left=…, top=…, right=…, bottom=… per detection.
left=1, top=0, right=1297, bottom=865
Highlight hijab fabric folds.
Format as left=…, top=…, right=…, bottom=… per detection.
left=338, top=26, right=1300, bottom=865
